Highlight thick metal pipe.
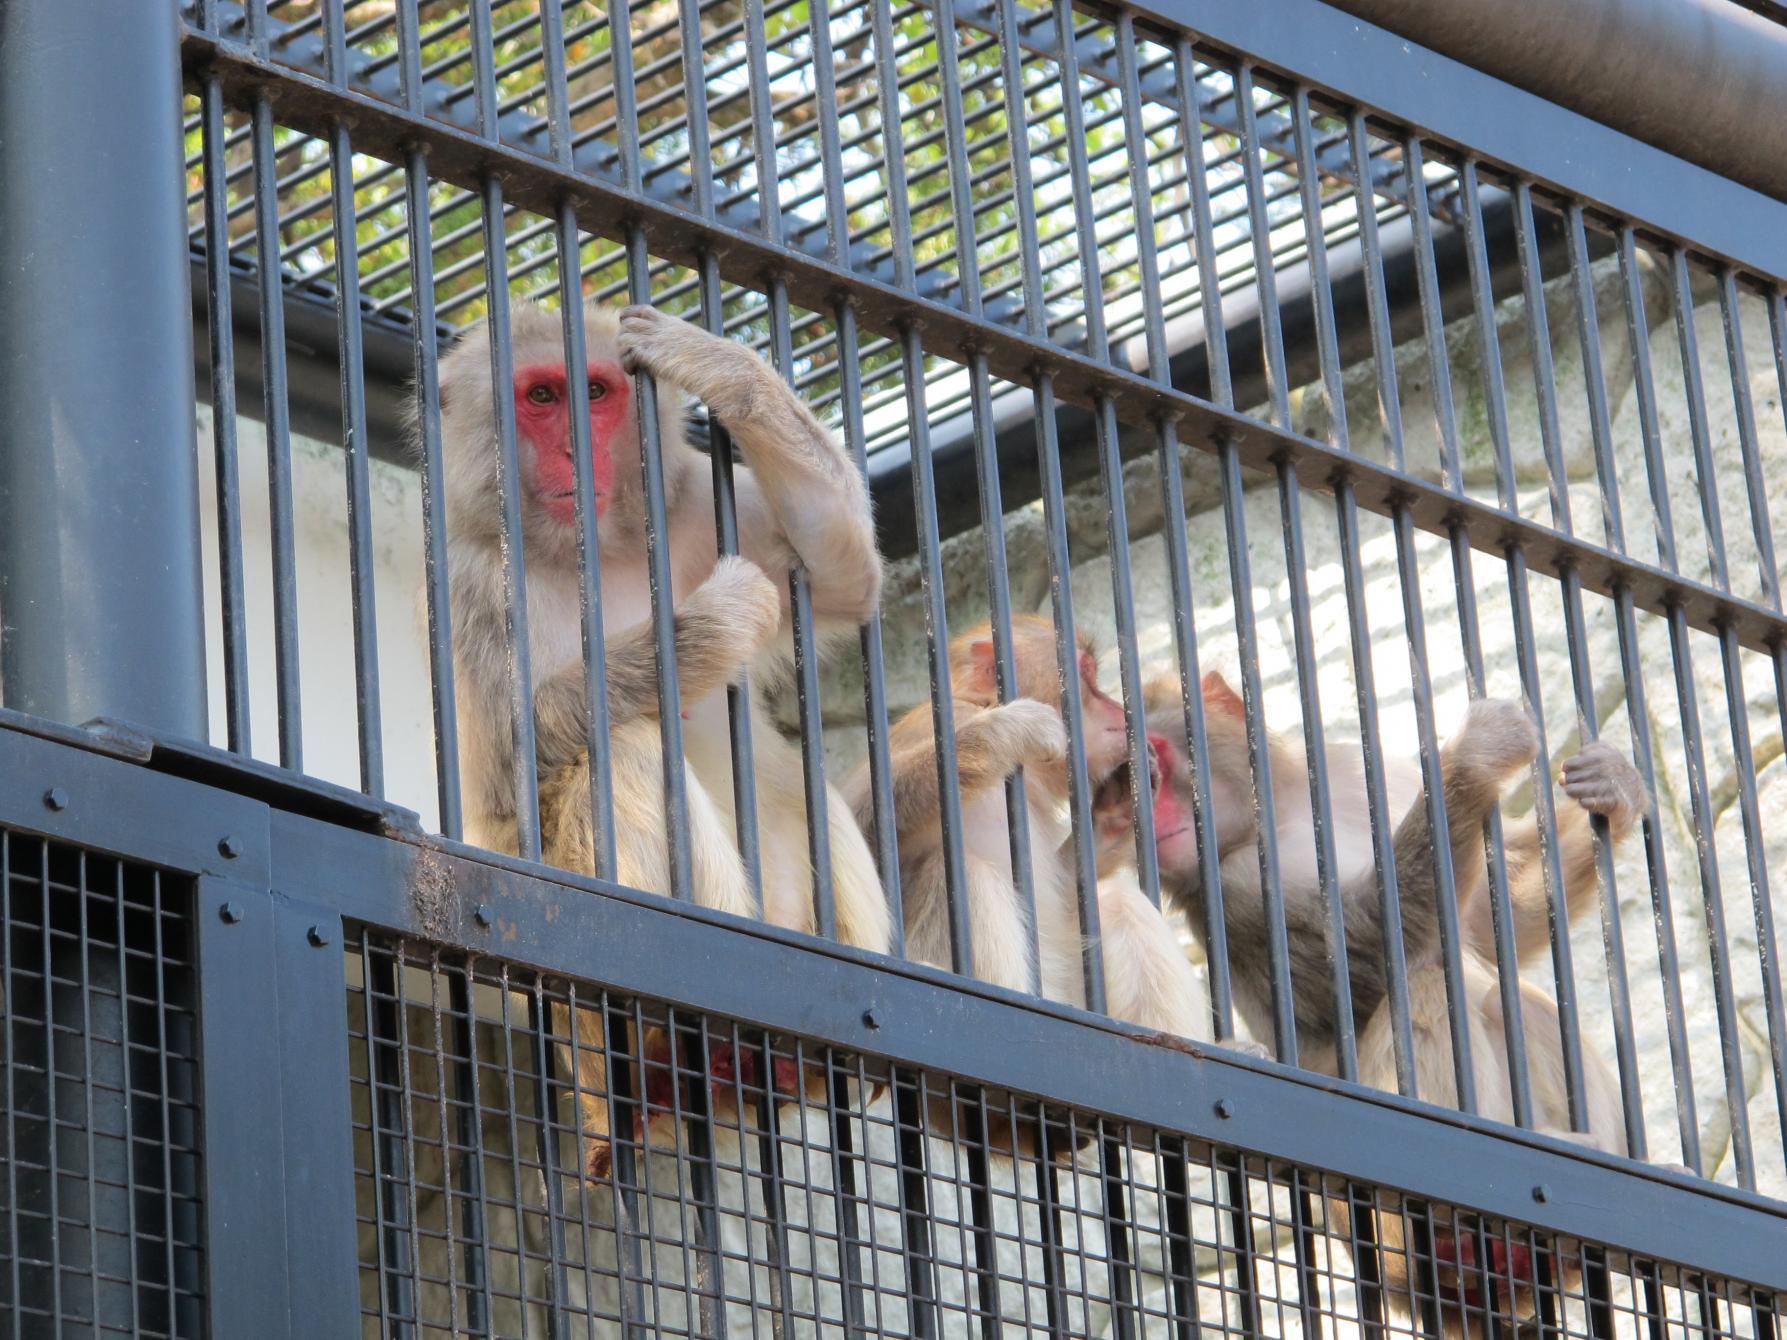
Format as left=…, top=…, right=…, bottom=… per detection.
left=0, top=2, right=206, bottom=737
left=1325, top=0, right=1787, bottom=205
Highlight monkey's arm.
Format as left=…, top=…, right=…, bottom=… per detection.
left=861, top=699, right=1067, bottom=842
left=617, top=306, right=882, bottom=623
left=530, top=555, right=783, bottom=778
left=1348, top=700, right=1538, bottom=1016
left=1464, top=738, right=1649, bottom=965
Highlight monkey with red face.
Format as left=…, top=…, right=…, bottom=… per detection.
left=435, top=301, right=891, bottom=1177
left=848, top=616, right=1200, bottom=1036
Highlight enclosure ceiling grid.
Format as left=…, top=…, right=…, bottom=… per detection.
left=181, top=15, right=1787, bottom=664
left=178, top=0, right=1410, bottom=454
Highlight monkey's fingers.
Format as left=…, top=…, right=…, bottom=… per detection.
left=1559, top=740, right=1649, bottom=823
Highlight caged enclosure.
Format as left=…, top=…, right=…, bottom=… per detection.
left=1, top=0, right=1787, bottom=1336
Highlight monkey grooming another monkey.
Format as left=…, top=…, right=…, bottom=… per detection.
left=435, top=300, right=892, bottom=1179
left=847, top=616, right=1202, bottom=1036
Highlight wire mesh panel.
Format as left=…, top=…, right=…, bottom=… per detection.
left=165, top=0, right=1787, bottom=1218
left=0, top=1, right=1777, bottom=1333
left=0, top=828, right=205, bottom=1339
left=344, top=930, right=1783, bottom=1339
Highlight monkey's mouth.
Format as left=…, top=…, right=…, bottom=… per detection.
left=1090, top=742, right=1163, bottom=815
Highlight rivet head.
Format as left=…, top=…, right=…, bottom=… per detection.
left=862, top=1008, right=881, bottom=1030
left=42, top=788, right=67, bottom=811
left=1214, top=1098, right=1235, bottom=1120
left=307, top=925, right=331, bottom=948
left=1532, top=1184, right=1550, bottom=1204
left=474, top=904, right=493, bottom=928
left=219, top=902, right=243, bottom=924
left=217, top=835, right=242, bottom=860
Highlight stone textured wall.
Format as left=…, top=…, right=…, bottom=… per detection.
left=800, top=254, right=1787, bottom=1200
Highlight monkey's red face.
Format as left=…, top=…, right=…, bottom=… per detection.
left=513, top=361, right=631, bottom=525
left=1148, top=732, right=1199, bottom=870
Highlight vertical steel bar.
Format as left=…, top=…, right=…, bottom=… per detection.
left=871, top=0, right=915, bottom=289
left=1152, top=419, right=1237, bottom=1036
left=1216, top=433, right=1298, bottom=1061
left=478, top=178, right=544, bottom=859
left=1640, top=248, right=1755, bottom=1184
left=1094, top=398, right=1163, bottom=905
left=996, top=0, right=1046, bottom=342
left=1461, top=159, right=1585, bottom=1118
left=698, top=254, right=763, bottom=906
left=364, top=940, right=416, bottom=1336
left=902, top=325, right=975, bottom=974
left=1666, top=609, right=1755, bottom=1187
left=807, top=0, right=849, bottom=266
left=744, top=0, right=783, bottom=242
left=1402, top=137, right=1533, bottom=1120
left=0, top=0, right=207, bottom=737
left=966, top=353, right=1042, bottom=988
left=767, top=279, right=838, bottom=938
left=1284, top=85, right=1360, bottom=1077
left=834, top=302, right=902, bottom=942
left=1558, top=203, right=1652, bottom=1152
left=1714, top=276, right=1787, bottom=1166
left=199, top=78, right=253, bottom=757
left=1615, top=225, right=1701, bottom=1167
left=446, top=968, right=492, bottom=1334
left=1235, top=64, right=1290, bottom=426
left=250, top=96, right=305, bottom=771
left=1174, top=40, right=1232, bottom=406
left=933, top=0, right=983, bottom=315
left=1671, top=250, right=1732, bottom=591
left=330, top=122, right=385, bottom=796
left=526, top=984, right=572, bottom=1340
left=826, top=1056, right=870, bottom=1338
left=405, top=147, right=464, bottom=840
left=1053, top=0, right=1108, bottom=357
left=624, top=226, right=696, bottom=897
left=554, top=206, right=619, bottom=879
left=1033, top=376, right=1107, bottom=1007
left=893, top=1072, right=940, bottom=1338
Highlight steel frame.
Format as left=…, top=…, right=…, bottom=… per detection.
left=1, top=716, right=1783, bottom=1319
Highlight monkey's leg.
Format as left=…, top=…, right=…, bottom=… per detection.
left=823, top=782, right=894, bottom=954
left=1095, top=881, right=1203, bottom=1038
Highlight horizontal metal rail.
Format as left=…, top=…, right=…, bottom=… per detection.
left=185, top=28, right=1787, bottom=658
left=1, top=714, right=1783, bottom=1295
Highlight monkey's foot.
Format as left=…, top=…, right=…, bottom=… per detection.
left=1215, top=1036, right=1274, bottom=1062
left=1453, top=699, right=1540, bottom=780
left=1559, top=739, right=1649, bottom=830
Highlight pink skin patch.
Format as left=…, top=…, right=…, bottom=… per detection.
left=513, top=361, right=630, bottom=524
left=637, top=1032, right=804, bottom=1137
left=1431, top=1229, right=1538, bottom=1309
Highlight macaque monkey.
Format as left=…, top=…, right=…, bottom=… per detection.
left=1099, top=671, right=1650, bottom=1332
left=435, top=300, right=891, bottom=1179
left=846, top=616, right=1203, bottom=1032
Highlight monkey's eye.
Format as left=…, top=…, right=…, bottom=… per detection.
left=526, top=384, right=558, bottom=406
left=587, top=381, right=607, bottom=402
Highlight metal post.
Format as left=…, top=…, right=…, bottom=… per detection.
left=0, top=2, right=205, bottom=737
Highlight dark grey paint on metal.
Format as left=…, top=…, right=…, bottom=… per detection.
left=0, top=0, right=207, bottom=737
left=1324, top=0, right=1787, bottom=206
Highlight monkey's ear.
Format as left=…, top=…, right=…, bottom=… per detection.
left=1201, top=671, right=1245, bottom=718
left=965, top=638, right=998, bottom=692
